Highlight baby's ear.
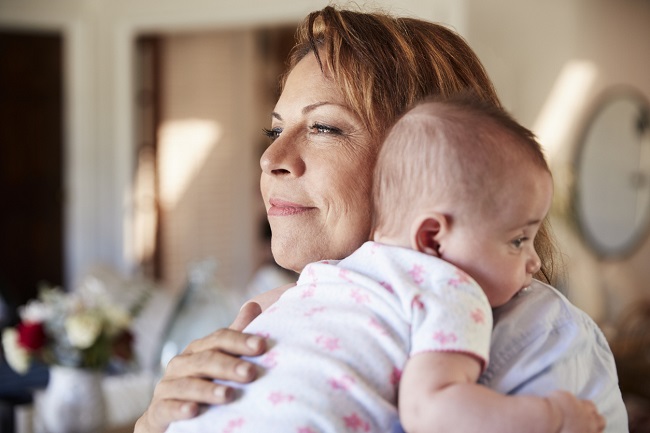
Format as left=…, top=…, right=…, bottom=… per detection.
left=410, top=213, right=448, bottom=257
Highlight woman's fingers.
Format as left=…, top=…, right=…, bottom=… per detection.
left=230, top=301, right=263, bottom=331
left=154, top=375, right=234, bottom=404
left=135, top=327, right=269, bottom=433
left=135, top=355, right=256, bottom=433
left=165, top=347, right=259, bottom=383
left=182, top=328, right=266, bottom=358
left=135, top=396, right=200, bottom=433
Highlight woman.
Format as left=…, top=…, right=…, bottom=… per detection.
left=136, top=6, right=627, bottom=432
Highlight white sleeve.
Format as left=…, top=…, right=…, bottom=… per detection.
left=409, top=275, right=492, bottom=370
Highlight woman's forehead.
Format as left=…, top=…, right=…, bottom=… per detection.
left=274, top=54, right=349, bottom=116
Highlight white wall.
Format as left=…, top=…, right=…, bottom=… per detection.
left=464, top=0, right=650, bottom=323
left=155, top=30, right=260, bottom=293
left=1, top=0, right=649, bottom=321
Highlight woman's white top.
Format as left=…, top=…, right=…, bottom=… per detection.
left=476, top=279, right=628, bottom=433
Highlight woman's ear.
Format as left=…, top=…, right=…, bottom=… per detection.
left=410, top=214, right=447, bottom=257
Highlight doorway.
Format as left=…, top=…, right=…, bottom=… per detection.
left=0, top=30, right=64, bottom=315
left=132, top=26, right=295, bottom=295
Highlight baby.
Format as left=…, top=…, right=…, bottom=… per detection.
left=166, top=95, right=604, bottom=433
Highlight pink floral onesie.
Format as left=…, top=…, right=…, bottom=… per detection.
left=166, top=241, right=492, bottom=433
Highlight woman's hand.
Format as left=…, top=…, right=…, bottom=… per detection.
left=134, top=302, right=265, bottom=433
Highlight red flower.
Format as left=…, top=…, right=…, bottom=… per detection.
left=111, top=330, right=135, bottom=360
left=17, top=322, right=46, bottom=351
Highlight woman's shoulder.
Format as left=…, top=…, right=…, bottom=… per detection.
left=491, top=280, right=605, bottom=341
left=488, top=279, right=612, bottom=366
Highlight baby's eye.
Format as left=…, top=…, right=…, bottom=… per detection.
left=262, top=127, right=282, bottom=142
left=511, top=237, right=527, bottom=249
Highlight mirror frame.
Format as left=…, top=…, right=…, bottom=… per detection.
left=571, top=86, right=650, bottom=259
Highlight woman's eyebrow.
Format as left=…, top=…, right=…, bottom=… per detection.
left=302, top=102, right=330, bottom=113
left=271, top=102, right=346, bottom=121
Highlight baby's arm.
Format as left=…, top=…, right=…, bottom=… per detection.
left=398, top=351, right=605, bottom=433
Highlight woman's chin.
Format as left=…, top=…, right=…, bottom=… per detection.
left=271, top=242, right=310, bottom=273
left=270, top=224, right=371, bottom=272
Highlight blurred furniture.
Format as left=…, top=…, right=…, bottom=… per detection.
left=609, top=298, right=650, bottom=432
left=0, top=360, right=49, bottom=433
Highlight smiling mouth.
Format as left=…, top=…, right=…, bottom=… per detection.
left=267, top=199, right=316, bottom=217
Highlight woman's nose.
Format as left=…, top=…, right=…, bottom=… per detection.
left=526, top=250, right=542, bottom=275
left=260, top=133, right=306, bottom=177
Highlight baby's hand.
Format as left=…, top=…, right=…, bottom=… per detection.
left=547, top=390, right=606, bottom=433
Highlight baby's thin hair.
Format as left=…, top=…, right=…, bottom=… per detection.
left=372, top=93, right=550, bottom=238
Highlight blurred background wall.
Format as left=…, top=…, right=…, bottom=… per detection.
left=0, top=0, right=649, bottom=325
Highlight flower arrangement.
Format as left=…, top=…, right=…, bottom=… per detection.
left=2, top=281, right=146, bottom=374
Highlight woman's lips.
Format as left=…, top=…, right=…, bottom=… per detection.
left=267, top=198, right=315, bottom=216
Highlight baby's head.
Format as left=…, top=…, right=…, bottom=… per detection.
left=372, top=95, right=554, bottom=306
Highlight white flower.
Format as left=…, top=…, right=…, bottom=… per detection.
left=103, top=305, right=132, bottom=337
left=65, top=312, right=102, bottom=349
left=19, top=300, right=52, bottom=323
left=2, top=328, right=31, bottom=374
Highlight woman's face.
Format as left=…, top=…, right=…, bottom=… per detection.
left=260, top=53, right=376, bottom=272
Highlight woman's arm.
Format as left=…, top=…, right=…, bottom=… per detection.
left=399, top=352, right=605, bottom=433
left=135, top=284, right=294, bottom=433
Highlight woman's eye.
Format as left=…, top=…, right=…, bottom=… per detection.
left=309, top=123, right=342, bottom=135
left=262, top=127, right=281, bottom=142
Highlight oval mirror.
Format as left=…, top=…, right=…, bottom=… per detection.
left=574, top=88, right=650, bottom=258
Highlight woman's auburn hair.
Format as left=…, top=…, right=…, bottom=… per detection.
left=282, top=5, right=559, bottom=285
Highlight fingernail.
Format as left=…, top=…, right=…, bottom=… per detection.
left=214, top=386, right=233, bottom=401
left=180, top=403, right=194, bottom=415
left=246, top=336, right=263, bottom=350
left=236, top=362, right=253, bottom=378
left=213, top=386, right=226, bottom=398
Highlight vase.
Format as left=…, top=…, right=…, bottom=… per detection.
left=34, top=365, right=107, bottom=433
